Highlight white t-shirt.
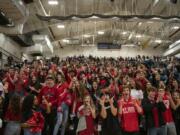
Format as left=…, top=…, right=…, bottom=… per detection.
left=131, top=89, right=143, bottom=100
left=0, top=82, right=4, bottom=98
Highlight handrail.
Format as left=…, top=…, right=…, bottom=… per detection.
left=0, top=46, right=21, bottom=62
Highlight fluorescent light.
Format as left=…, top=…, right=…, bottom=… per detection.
left=155, top=39, right=162, bottom=43
left=91, top=16, right=99, bottom=19
left=123, top=44, right=136, bottom=47
left=128, top=33, right=133, bottom=40
left=62, top=39, right=69, bottom=43
left=57, top=24, right=65, bottom=28
left=147, top=21, right=153, bottom=24
left=83, top=34, right=91, bottom=38
left=48, top=0, right=58, bottom=5
left=153, top=0, right=159, bottom=7
left=136, top=34, right=142, bottom=38
left=98, top=31, right=104, bottom=35
left=19, top=1, right=23, bottom=5
left=122, top=31, right=127, bottom=35
left=138, top=22, right=142, bottom=26
left=172, top=26, right=179, bottom=30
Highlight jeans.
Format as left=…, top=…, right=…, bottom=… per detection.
left=4, top=121, right=21, bottom=135
left=164, top=122, right=177, bottom=135
left=24, top=129, right=41, bottom=135
left=148, top=125, right=166, bottom=135
left=53, top=103, right=69, bottom=135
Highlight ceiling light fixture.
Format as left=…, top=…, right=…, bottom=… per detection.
left=83, top=34, right=91, bottom=38
left=172, top=26, right=179, bottom=29
left=136, top=34, right=142, bottom=38
left=62, top=39, right=69, bottom=43
left=147, top=21, right=153, bottom=24
left=98, top=31, right=104, bottom=35
left=138, top=22, right=142, bottom=26
left=57, top=24, right=65, bottom=28
left=122, top=31, right=127, bottom=35
left=128, top=33, right=133, bottom=40
left=123, top=44, right=136, bottom=47
left=48, top=0, right=58, bottom=5
left=155, top=39, right=162, bottom=43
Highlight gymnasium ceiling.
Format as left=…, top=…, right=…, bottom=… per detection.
left=0, top=0, right=180, bottom=49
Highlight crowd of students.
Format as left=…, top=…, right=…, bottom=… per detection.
left=0, top=55, right=179, bottom=135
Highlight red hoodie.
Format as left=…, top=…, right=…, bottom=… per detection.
left=38, top=86, right=58, bottom=109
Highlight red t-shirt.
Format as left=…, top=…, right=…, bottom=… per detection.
left=38, top=86, right=58, bottom=109
left=5, top=108, right=21, bottom=122
left=119, top=98, right=140, bottom=132
left=78, top=105, right=94, bottom=135
left=152, top=107, right=159, bottom=127
left=6, top=75, right=15, bottom=92
left=162, top=94, right=174, bottom=123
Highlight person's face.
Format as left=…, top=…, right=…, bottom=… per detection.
left=48, top=70, right=53, bottom=74
left=104, top=94, right=110, bottom=102
left=146, top=82, right=152, bottom=89
left=123, top=88, right=130, bottom=97
left=172, top=92, right=179, bottom=101
left=148, top=91, right=156, bottom=100
left=57, top=75, right=62, bottom=83
left=75, top=81, right=80, bottom=88
left=92, top=82, right=98, bottom=90
left=46, top=79, right=54, bottom=88
left=172, top=80, right=178, bottom=87
left=84, top=96, right=90, bottom=106
left=136, top=73, right=140, bottom=79
left=32, top=76, right=36, bottom=82
left=9, top=68, right=14, bottom=75
left=159, top=81, right=165, bottom=89
left=139, top=72, right=144, bottom=78
left=130, top=80, right=136, bottom=87
left=0, top=97, right=3, bottom=105
left=33, top=96, right=38, bottom=106
left=82, top=74, right=86, bottom=80
left=155, top=74, right=160, bottom=81
left=158, top=89, right=165, bottom=97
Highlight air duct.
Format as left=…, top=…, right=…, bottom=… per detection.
left=32, top=35, right=54, bottom=53
left=0, top=0, right=29, bottom=35
left=163, top=40, right=180, bottom=56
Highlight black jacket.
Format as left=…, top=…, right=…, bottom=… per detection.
left=142, top=98, right=166, bottom=129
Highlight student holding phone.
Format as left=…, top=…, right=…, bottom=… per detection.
left=99, top=92, right=121, bottom=135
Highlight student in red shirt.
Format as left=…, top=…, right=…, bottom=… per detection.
left=53, top=73, right=71, bottom=135
left=38, top=75, right=58, bottom=135
left=3, top=67, right=15, bottom=96
left=76, top=95, right=96, bottom=135
left=158, top=87, right=177, bottom=135
left=4, top=94, right=21, bottom=135
left=118, top=85, right=143, bottom=135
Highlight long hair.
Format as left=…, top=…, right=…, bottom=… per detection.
left=22, top=94, right=35, bottom=121
left=9, top=94, right=21, bottom=115
left=76, top=82, right=88, bottom=100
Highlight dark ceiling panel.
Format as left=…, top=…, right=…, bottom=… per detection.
left=0, top=10, right=14, bottom=26
left=9, top=31, right=40, bottom=47
left=23, top=0, right=34, bottom=4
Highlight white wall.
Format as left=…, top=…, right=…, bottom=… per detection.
left=0, top=33, right=22, bottom=59
left=50, top=45, right=165, bottom=58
